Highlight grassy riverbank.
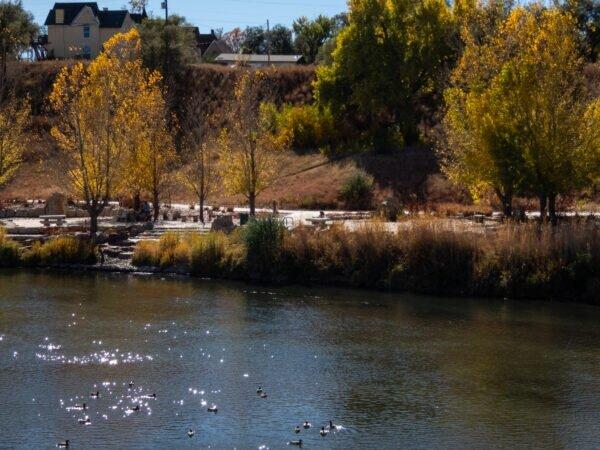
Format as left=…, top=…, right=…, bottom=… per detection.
left=0, top=229, right=96, bottom=268
left=1, top=220, right=598, bottom=303
left=132, top=218, right=600, bottom=304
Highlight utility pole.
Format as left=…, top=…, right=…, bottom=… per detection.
left=162, top=0, right=168, bottom=21
left=266, top=19, right=271, bottom=65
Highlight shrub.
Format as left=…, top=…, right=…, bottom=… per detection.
left=271, top=103, right=340, bottom=152
left=0, top=228, right=21, bottom=267
left=23, top=236, right=97, bottom=266
left=132, top=240, right=160, bottom=267
left=339, top=171, right=375, bottom=210
left=157, top=233, right=189, bottom=270
left=244, top=217, right=286, bottom=281
left=398, top=224, right=479, bottom=294
left=189, top=232, right=229, bottom=277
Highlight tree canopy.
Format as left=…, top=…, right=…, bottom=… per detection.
left=314, top=0, right=456, bottom=150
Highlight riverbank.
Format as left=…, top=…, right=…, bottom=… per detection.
left=3, top=218, right=596, bottom=304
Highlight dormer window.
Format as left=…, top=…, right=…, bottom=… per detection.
left=55, top=9, right=64, bottom=24
left=83, top=25, right=90, bottom=38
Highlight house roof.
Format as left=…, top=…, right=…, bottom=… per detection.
left=204, top=39, right=233, bottom=56
left=216, top=54, right=304, bottom=64
left=130, top=8, right=148, bottom=25
left=45, top=2, right=100, bottom=26
left=45, top=2, right=135, bottom=28
left=97, top=10, right=128, bottom=28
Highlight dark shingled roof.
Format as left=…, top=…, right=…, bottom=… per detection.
left=97, top=10, right=127, bottom=28
left=45, top=2, right=100, bottom=26
left=130, top=8, right=148, bottom=25
left=45, top=2, right=135, bottom=28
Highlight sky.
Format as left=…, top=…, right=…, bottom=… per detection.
left=23, top=0, right=349, bottom=33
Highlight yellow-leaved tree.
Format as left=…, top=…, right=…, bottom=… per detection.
left=442, top=7, right=600, bottom=222
left=218, top=72, right=290, bottom=216
left=0, top=96, right=29, bottom=190
left=120, top=70, right=176, bottom=221
left=50, top=29, right=173, bottom=233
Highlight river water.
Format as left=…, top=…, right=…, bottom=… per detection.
left=0, top=271, right=599, bottom=449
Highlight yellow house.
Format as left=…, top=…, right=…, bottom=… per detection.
left=44, top=2, right=146, bottom=59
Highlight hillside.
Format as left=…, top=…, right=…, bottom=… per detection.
left=0, top=61, right=444, bottom=209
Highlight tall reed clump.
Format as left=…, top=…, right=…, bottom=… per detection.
left=0, top=228, right=21, bottom=267
left=475, top=222, right=600, bottom=302
left=23, top=236, right=97, bottom=266
left=394, top=223, right=479, bottom=294
left=243, top=217, right=287, bottom=281
left=131, top=232, right=189, bottom=270
left=188, top=232, right=244, bottom=278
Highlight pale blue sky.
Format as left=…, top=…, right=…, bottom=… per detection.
left=24, top=0, right=349, bottom=32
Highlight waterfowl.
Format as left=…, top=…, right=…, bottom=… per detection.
left=294, top=426, right=301, bottom=434
left=257, top=386, right=264, bottom=395
left=288, top=440, right=303, bottom=447
left=328, top=420, right=338, bottom=430
left=260, top=392, right=268, bottom=399
left=90, top=391, right=100, bottom=398
left=78, top=416, right=91, bottom=425
left=320, top=427, right=328, bottom=437
left=130, top=405, right=141, bottom=412
left=187, top=429, right=195, bottom=438
left=57, top=440, right=69, bottom=448
left=207, top=405, right=218, bottom=413
left=74, top=403, right=87, bottom=410
left=302, top=421, right=311, bottom=429
left=128, top=381, right=134, bottom=388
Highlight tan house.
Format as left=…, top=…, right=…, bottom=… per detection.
left=44, top=2, right=146, bottom=59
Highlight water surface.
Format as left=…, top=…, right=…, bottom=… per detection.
left=0, top=271, right=599, bottom=449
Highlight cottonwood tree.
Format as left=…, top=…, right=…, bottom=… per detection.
left=443, top=7, right=600, bottom=222
left=50, top=30, right=155, bottom=235
left=218, top=72, right=290, bottom=216
left=0, top=96, right=29, bottom=189
left=181, top=135, right=219, bottom=223
left=315, top=0, right=456, bottom=149
left=119, top=69, right=176, bottom=221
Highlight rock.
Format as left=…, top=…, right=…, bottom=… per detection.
left=128, top=225, right=144, bottom=237
left=94, top=232, right=109, bottom=245
left=107, top=231, right=128, bottom=245
left=211, top=215, right=235, bottom=233
left=45, top=193, right=68, bottom=215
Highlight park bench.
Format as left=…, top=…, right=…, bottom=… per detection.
left=40, top=215, right=66, bottom=227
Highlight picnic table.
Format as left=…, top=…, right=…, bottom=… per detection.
left=40, top=215, right=66, bottom=227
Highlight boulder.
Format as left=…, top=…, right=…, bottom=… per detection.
left=211, top=215, right=235, bottom=233
left=107, top=231, right=128, bottom=245
left=45, top=193, right=68, bottom=215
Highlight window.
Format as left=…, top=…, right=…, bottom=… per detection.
left=83, top=25, right=90, bottom=38
left=83, top=45, right=91, bottom=59
left=55, top=9, right=64, bottom=24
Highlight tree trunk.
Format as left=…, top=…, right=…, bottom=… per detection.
left=133, top=191, right=141, bottom=212
left=249, top=192, right=256, bottom=217
left=199, top=197, right=205, bottom=224
left=501, top=193, right=513, bottom=219
left=539, top=194, right=547, bottom=223
left=88, top=210, right=99, bottom=236
left=153, top=190, right=160, bottom=222
left=548, top=192, right=558, bottom=226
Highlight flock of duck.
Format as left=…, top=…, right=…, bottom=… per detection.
left=57, top=382, right=343, bottom=448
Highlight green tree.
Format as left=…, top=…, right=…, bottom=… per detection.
left=443, top=7, right=600, bottom=222
left=268, top=24, right=294, bottom=54
left=293, top=15, right=334, bottom=63
left=242, top=26, right=266, bottom=54
left=137, top=15, right=198, bottom=85
left=558, top=0, right=600, bottom=61
left=0, top=0, right=37, bottom=99
left=314, top=0, right=456, bottom=150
